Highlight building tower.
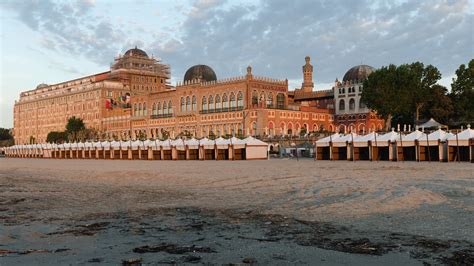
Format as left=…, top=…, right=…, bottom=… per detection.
left=302, top=56, right=314, bottom=92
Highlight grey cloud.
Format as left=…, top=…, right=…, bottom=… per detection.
left=1, top=0, right=127, bottom=66
left=151, top=0, right=473, bottom=87
left=2, top=0, right=472, bottom=88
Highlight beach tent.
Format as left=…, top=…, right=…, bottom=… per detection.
left=110, top=141, right=121, bottom=159
left=215, top=137, right=230, bottom=160
left=243, top=136, right=268, bottom=160
left=447, top=128, right=474, bottom=162
left=84, top=142, right=94, bottom=159
left=199, top=138, right=216, bottom=160
left=170, top=139, right=186, bottom=160
left=92, top=141, right=103, bottom=159
left=418, top=118, right=446, bottom=129
left=185, top=138, right=200, bottom=160
left=417, top=129, right=453, bottom=162
left=70, top=142, right=79, bottom=159
left=101, top=141, right=112, bottom=159
left=76, top=142, right=85, bottom=159
left=161, top=139, right=173, bottom=160
left=130, top=140, right=142, bottom=159
left=120, top=140, right=131, bottom=160
left=331, top=133, right=357, bottom=160
left=150, top=139, right=161, bottom=160
left=398, top=130, right=426, bottom=161
left=352, top=132, right=378, bottom=161
left=229, top=137, right=246, bottom=160
left=372, top=131, right=400, bottom=161
left=315, top=133, right=342, bottom=160
left=51, top=143, right=58, bottom=158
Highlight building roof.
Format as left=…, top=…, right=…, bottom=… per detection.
left=293, top=89, right=333, bottom=101
left=184, top=64, right=217, bottom=82
left=124, top=47, right=148, bottom=58
left=343, top=65, right=375, bottom=82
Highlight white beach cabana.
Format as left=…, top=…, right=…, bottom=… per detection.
left=447, top=128, right=474, bottom=162
left=417, top=129, right=453, bottom=162
left=331, top=133, right=358, bottom=161
left=243, top=136, right=268, bottom=160
left=199, top=138, right=216, bottom=160
left=161, top=139, right=173, bottom=160
left=398, top=130, right=425, bottom=161
left=215, top=137, right=230, bottom=160
left=352, top=132, right=378, bottom=161
left=315, top=133, right=342, bottom=160
left=229, top=137, right=246, bottom=160
left=149, top=139, right=161, bottom=160
left=185, top=138, right=200, bottom=160
left=372, top=130, right=400, bottom=161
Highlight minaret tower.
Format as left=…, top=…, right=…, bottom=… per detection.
left=302, top=56, right=314, bottom=92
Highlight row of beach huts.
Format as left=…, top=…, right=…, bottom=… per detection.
left=2, top=137, right=268, bottom=160
left=315, top=128, right=474, bottom=162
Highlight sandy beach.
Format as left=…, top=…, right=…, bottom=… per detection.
left=0, top=158, right=473, bottom=265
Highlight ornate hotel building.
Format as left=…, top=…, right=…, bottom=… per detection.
left=13, top=48, right=383, bottom=144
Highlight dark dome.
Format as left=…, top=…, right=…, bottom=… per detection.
left=343, top=65, right=375, bottom=82
left=184, top=64, right=217, bottom=82
left=124, top=47, right=148, bottom=58
left=36, top=83, right=48, bottom=89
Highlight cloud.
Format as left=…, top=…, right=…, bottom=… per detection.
left=2, top=0, right=472, bottom=89
left=1, top=0, right=127, bottom=65
left=150, top=0, right=473, bottom=88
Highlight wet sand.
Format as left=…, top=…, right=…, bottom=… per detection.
left=0, top=158, right=473, bottom=265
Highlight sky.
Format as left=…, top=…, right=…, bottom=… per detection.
left=0, top=0, right=473, bottom=128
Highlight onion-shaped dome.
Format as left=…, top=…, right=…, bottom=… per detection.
left=124, top=47, right=148, bottom=58
left=36, top=83, right=48, bottom=89
left=183, top=64, right=217, bottom=82
left=342, top=65, right=375, bottom=82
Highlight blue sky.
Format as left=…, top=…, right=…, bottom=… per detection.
left=1, top=0, right=473, bottom=128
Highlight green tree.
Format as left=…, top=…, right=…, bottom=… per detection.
left=421, top=85, right=454, bottom=124
left=361, top=62, right=442, bottom=129
left=65, top=116, right=86, bottom=141
left=361, top=64, right=410, bottom=130
left=46, top=131, right=68, bottom=143
left=450, top=59, right=474, bottom=123
left=407, top=62, right=442, bottom=123
left=0, top=128, right=13, bottom=141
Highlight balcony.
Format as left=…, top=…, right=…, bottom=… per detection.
left=150, top=113, right=174, bottom=119
left=199, top=106, right=244, bottom=114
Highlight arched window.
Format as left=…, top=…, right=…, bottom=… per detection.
left=277, top=93, right=285, bottom=109
left=134, top=103, right=138, bottom=116
left=192, top=95, right=196, bottom=111
left=180, top=97, right=185, bottom=112
left=252, top=122, right=257, bottom=136
left=339, top=99, right=345, bottom=111
left=158, top=102, right=162, bottom=115
left=209, top=95, right=214, bottom=111
left=267, top=93, right=273, bottom=108
left=168, top=100, right=172, bottom=114
left=349, top=98, right=355, bottom=110
left=252, top=91, right=258, bottom=106
left=230, top=93, right=236, bottom=109
left=222, top=93, right=228, bottom=110
left=237, top=92, right=243, bottom=108
left=202, top=96, right=207, bottom=112
left=143, top=102, right=147, bottom=116
left=186, top=96, right=191, bottom=112
left=359, top=100, right=366, bottom=109
left=259, top=92, right=265, bottom=107
left=138, top=103, right=142, bottom=116
left=163, top=101, right=168, bottom=115
left=152, top=103, right=157, bottom=115
left=215, top=94, right=221, bottom=110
